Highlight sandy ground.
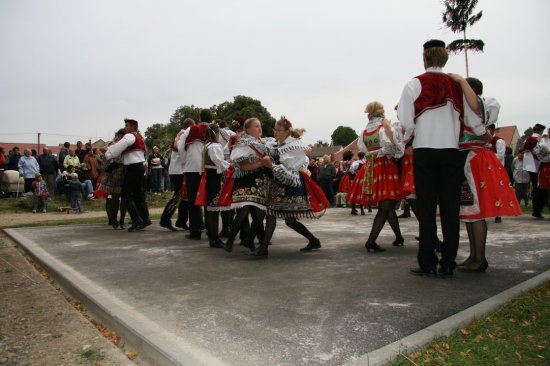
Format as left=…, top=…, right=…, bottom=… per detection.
left=0, top=209, right=168, bottom=365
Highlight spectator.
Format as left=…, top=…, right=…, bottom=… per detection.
left=62, top=165, right=95, bottom=199
left=18, top=149, right=40, bottom=192
left=68, top=173, right=84, bottom=213
left=37, top=147, right=58, bottom=198
left=58, top=142, right=70, bottom=172
left=318, top=154, right=336, bottom=206
left=147, top=146, right=165, bottom=194
left=31, top=173, right=49, bottom=213
left=83, top=148, right=100, bottom=188
left=504, top=146, right=514, bottom=184
left=75, top=141, right=87, bottom=163
left=63, top=149, right=80, bottom=170
left=513, top=152, right=530, bottom=207
left=308, top=158, right=320, bottom=183
left=7, top=146, right=20, bottom=171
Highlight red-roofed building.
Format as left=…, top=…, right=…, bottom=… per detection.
left=493, top=125, right=520, bottom=152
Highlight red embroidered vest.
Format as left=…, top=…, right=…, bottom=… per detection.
left=414, top=72, right=465, bottom=134
left=185, top=124, right=209, bottom=150
left=123, top=132, right=146, bottom=154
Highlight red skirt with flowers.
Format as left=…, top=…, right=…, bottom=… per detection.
left=347, top=155, right=401, bottom=206
left=538, top=162, right=550, bottom=189
left=338, top=173, right=351, bottom=193
left=400, top=155, right=415, bottom=197
left=460, top=149, right=521, bottom=221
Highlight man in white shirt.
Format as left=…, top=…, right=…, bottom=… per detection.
left=178, top=110, right=212, bottom=240
left=104, top=119, right=151, bottom=232
left=398, top=39, right=481, bottom=277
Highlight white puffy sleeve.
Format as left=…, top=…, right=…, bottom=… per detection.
left=379, top=126, right=405, bottom=159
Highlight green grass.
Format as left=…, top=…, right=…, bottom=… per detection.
left=0, top=191, right=173, bottom=213
left=79, top=349, right=104, bottom=364
left=389, top=281, right=550, bottom=366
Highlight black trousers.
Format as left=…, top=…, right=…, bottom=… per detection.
left=185, top=172, right=204, bottom=236
left=529, top=172, right=547, bottom=215
left=122, top=163, right=149, bottom=225
left=414, top=148, right=465, bottom=269
left=169, top=174, right=188, bottom=227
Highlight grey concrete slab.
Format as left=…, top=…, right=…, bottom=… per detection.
left=5, top=209, right=550, bottom=366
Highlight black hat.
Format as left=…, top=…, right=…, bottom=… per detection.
left=534, top=123, right=546, bottom=130
left=423, top=39, right=446, bottom=50
left=124, top=118, right=138, bottom=126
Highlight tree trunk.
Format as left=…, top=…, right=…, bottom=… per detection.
left=463, top=29, right=469, bottom=77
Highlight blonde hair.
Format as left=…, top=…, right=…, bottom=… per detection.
left=275, top=118, right=305, bottom=138
left=365, top=101, right=385, bottom=119
left=423, top=47, right=449, bottom=68
left=244, top=118, right=261, bottom=133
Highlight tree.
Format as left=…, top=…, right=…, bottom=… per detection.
left=331, top=126, right=358, bottom=147
left=214, top=95, right=277, bottom=137
left=315, top=140, right=330, bottom=147
left=144, top=123, right=171, bottom=154
left=442, top=0, right=484, bottom=77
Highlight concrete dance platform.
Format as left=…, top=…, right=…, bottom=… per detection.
left=6, top=209, right=550, bottom=366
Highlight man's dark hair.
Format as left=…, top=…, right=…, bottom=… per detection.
left=342, top=150, right=354, bottom=161
left=466, top=77, right=483, bottom=95
left=533, top=124, right=546, bottom=134
left=358, top=151, right=366, bottom=159
left=199, top=109, right=213, bottom=123
left=63, top=142, right=70, bottom=148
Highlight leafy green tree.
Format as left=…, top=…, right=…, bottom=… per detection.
left=214, top=95, right=276, bottom=137
left=331, top=126, right=358, bottom=147
left=442, top=0, right=484, bottom=77
left=144, top=123, right=171, bottom=154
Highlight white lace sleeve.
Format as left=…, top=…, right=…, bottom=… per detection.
left=379, top=126, right=404, bottom=159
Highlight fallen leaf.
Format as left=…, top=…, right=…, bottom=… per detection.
left=514, top=336, right=521, bottom=344
left=124, top=351, right=138, bottom=360
left=460, top=328, right=470, bottom=336
left=515, top=351, right=522, bottom=362
left=474, top=335, right=484, bottom=343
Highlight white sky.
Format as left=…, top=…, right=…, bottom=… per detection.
left=1, top=0, right=549, bottom=147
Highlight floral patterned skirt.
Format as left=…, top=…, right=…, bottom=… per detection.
left=231, top=169, right=269, bottom=210
left=460, top=149, right=521, bottom=221
left=266, top=175, right=314, bottom=219
left=347, top=156, right=402, bottom=206
left=400, top=154, right=415, bottom=198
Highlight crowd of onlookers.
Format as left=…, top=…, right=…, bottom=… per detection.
left=0, top=140, right=173, bottom=213
left=0, top=128, right=545, bottom=215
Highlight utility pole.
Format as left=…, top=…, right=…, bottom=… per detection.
left=37, top=132, right=41, bottom=153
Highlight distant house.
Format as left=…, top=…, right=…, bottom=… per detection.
left=306, top=145, right=343, bottom=161
left=333, top=139, right=360, bottom=161
left=493, top=125, right=520, bottom=152
left=0, top=142, right=56, bottom=155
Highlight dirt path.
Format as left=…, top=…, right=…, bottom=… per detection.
left=0, top=231, right=136, bottom=366
left=0, top=209, right=170, bottom=365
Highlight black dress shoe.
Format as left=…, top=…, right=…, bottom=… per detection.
left=141, top=220, right=152, bottom=229
left=160, top=222, right=178, bottom=231
left=250, top=247, right=268, bottom=259
left=494, top=216, right=502, bottom=223
left=128, top=224, right=142, bottom=232
left=398, top=212, right=411, bottom=218
left=410, top=267, right=437, bottom=276
left=351, top=211, right=358, bottom=216
left=438, top=265, right=454, bottom=277
left=532, top=213, right=544, bottom=219
left=175, top=223, right=189, bottom=230
left=365, top=242, right=386, bottom=252
left=185, top=233, right=201, bottom=240
left=300, top=238, right=321, bottom=252
left=209, top=239, right=225, bottom=248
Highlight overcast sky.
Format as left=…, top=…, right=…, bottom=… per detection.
left=1, top=0, right=549, bottom=147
